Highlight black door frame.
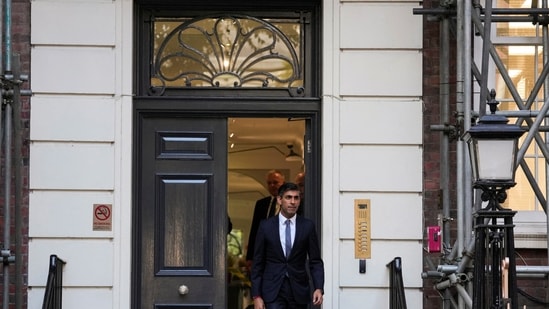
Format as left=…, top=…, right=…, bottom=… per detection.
left=131, top=99, right=322, bottom=306
left=132, top=0, right=322, bottom=305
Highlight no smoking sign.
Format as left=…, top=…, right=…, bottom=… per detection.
left=93, top=204, right=112, bottom=231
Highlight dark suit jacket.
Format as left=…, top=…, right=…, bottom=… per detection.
left=246, top=196, right=276, bottom=261
left=251, top=215, right=324, bottom=304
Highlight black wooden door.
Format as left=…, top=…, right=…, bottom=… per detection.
left=134, top=114, right=227, bottom=308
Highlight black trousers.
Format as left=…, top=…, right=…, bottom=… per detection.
left=265, top=277, right=308, bottom=309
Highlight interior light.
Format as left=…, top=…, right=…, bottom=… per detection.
left=285, top=144, right=302, bottom=162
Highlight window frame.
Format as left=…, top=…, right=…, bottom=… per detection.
left=483, top=0, right=549, bottom=247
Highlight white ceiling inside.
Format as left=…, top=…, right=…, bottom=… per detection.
left=227, top=117, right=305, bottom=238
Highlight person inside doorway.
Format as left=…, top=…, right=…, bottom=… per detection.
left=246, top=169, right=285, bottom=269
left=295, top=172, right=305, bottom=198
left=294, top=172, right=305, bottom=216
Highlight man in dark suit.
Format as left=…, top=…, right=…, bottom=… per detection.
left=246, top=170, right=285, bottom=266
left=251, top=182, right=324, bottom=309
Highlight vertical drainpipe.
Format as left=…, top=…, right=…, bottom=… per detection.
left=0, top=0, right=6, bottom=305
left=440, top=12, right=452, bottom=309
left=3, top=0, right=13, bottom=307
left=13, top=55, right=22, bottom=309
left=4, top=0, right=22, bottom=307
left=455, top=0, right=465, bottom=307
left=4, top=0, right=9, bottom=74
left=3, top=0, right=22, bottom=307
left=2, top=100, right=11, bottom=309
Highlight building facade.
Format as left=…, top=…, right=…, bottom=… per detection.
left=8, top=0, right=548, bottom=308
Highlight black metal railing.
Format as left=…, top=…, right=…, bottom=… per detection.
left=387, top=257, right=407, bottom=309
left=42, top=255, right=66, bottom=309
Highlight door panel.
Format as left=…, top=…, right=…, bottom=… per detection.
left=135, top=115, right=227, bottom=308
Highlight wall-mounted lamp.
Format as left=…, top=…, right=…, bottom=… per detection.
left=285, top=144, right=302, bottom=162
left=463, top=89, right=525, bottom=191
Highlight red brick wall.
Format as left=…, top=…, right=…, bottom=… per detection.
left=422, top=1, right=455, bottom=307
left=0, top=0, right=31, bottom=307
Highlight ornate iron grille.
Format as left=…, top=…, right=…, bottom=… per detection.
left=151, top=15, right=303, bottom=96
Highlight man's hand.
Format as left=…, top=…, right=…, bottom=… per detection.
left=253, top=296, right=265, bottom=309
left=312, top=289, right=323, bottom=306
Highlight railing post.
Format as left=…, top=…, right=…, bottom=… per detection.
left=42, top=255, right=66, bottom=309
left=387, top=257, right=407, bottom=309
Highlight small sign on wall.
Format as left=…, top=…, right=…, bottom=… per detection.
left=93, top=204, right=112, bottom=231
left=354, top=199, right=371, bottom=259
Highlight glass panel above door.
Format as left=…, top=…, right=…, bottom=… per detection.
left=152, top=15, right=303, bottom=91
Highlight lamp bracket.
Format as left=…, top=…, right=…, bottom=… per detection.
left=474, top=182, right=516, bottom=210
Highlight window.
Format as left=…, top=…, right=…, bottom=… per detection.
left=491, top=0, right=546, bottom=213
left=153, top=16, right=302, bottom=89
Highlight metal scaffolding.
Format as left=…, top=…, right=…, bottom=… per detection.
left=415, top=0, right=549, bottom=308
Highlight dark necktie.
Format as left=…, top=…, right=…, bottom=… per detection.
left=285, top=219, right=292, bottom=258
left=267, top=197, right=276, bottom=218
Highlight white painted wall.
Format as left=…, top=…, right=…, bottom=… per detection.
left=28, top=0, right=423, bottom=308
left=322, top=0, right=423, bottom=308
left=28, top=0, right=133, bottom=308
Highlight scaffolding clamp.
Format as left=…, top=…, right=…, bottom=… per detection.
left=1, top=248, right=14, bottom=265
left=2, top=69, right=32, bottom=99
left=430, top=123, right=459, bottom=141
left=441, top=216, right=454, bottom=223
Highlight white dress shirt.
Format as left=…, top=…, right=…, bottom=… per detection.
left=279, top=214, right=296, bottom=257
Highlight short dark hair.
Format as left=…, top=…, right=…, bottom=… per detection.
left=278, top=182, right=299, bottom=196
